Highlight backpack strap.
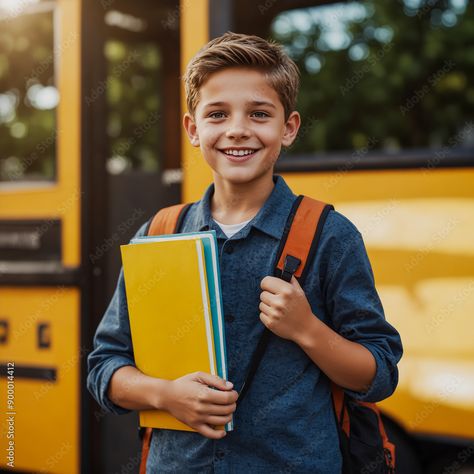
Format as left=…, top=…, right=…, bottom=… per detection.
left=331, top=381, right=350, bottom=437
left=274, top=195, right=333, bottom=284
left=139, top=427, right=152, bottom=474
left=146, top=202, right=193, bottom=236
left=139, top=201, right=193, bottom=474
left=238, top=195, right=334, bottom=403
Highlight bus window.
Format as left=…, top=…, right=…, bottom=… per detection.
left=232, top=0, right=474, bottom=157
left=99, top=1, right=180, bottom=176
left=104, top=34, right=161, bottom=175
left=0, top=4, right=57, bottom=183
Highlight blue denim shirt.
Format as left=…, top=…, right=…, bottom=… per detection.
left=87, top=174, right=403, bottom=474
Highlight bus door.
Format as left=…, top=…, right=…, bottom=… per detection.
left=83, top=0, right=181, bottom=472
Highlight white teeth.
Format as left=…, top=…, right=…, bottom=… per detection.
left=223, top=149, right=255, bottom=156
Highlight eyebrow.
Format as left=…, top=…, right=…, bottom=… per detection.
left=202, top=100, right=277, bottom=109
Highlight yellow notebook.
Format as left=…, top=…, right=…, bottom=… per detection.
left=120, top=238, right=217, bottom=431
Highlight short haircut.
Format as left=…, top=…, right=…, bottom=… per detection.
left=184, top=31, right=300, bottom=120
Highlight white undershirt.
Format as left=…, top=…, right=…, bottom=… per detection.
left=213, top=217, right=252, bottom=238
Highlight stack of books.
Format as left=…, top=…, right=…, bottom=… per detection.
left=120, top=230, right=232, bottom=432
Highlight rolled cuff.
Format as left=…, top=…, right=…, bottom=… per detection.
left=343, top=342, right=398, bottom=403
left=87, top=356, right=136, bottom=415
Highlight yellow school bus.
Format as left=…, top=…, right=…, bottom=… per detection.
left=0, top=0, right=472, bottom=472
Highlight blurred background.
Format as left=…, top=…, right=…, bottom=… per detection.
left=0, top=0, right=473, bottom=472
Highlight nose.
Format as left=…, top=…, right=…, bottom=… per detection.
left=225, top=116, right=250, bottom=140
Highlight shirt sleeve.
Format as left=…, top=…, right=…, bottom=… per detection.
left=323, top=214, right=403, bottom=403
left=86, top=220, right=150, bottom=415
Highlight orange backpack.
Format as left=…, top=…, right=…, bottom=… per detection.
left=138, top=196, right=395, bottom=474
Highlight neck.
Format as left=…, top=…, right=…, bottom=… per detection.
left=210, top=173, right=275, bottom=224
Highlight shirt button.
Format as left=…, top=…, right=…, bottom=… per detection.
left=224, top=244, right=234, bottom=254
left=216, top=450, right=225, bottom=460
left=225, top=314, right=235, bottom=323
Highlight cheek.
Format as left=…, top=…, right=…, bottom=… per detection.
left=258, top=125, right=284, bottom=147
left=197, top=124, right=222, bottom=146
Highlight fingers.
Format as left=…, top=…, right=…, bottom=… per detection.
left=192, top=372, right=238, bottom=405
left=205, top=414, right=233, bottom=426
left=203, top=388, right=239, bottom=405
left=259, top=301, right=273, bottom=315
left=175, top=372, right=237, bottom=439
left=259, top=290, right=273, bottom=305
left=202, top=401, right=237, bottom=416
left=194, top=372, right=233, bottom=391
left=197, top=424, right=227, bottom=440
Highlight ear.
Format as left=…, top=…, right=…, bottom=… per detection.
left=281, top=111, right=301, bottom=148
left=183, top=112, right=200, bottom=147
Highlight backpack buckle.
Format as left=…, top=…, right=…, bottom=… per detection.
left=281, top=254, right=301, bottom=282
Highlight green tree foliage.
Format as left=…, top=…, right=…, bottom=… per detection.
left=0, top=11, right=56, bottom=182
left=104, top=39, right=161, bottom=175
left=271, top=0, right=474, bottom=154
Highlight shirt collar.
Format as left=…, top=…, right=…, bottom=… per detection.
left=192, top=174, right=297, bottom=240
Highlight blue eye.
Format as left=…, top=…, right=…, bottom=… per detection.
left=209, top=111, right=226, bottom=119
left=252, top=111, right=270, bottom=118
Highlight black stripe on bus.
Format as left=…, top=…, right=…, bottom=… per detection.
left=1, top=364, right=57, bottom=381
left=0, top=265, right=81, bottom=286
left=275, top=149, right=474, bottom=172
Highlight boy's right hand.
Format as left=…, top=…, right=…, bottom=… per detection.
left=163, top=371, right=238, bottom=439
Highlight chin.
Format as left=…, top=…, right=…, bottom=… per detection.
left=217, top=167, right=274, bottom=185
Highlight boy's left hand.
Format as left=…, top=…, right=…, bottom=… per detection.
left=259, top=275, right=314, bottom=342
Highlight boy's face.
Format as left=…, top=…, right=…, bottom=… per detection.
left=183, top=67, right=300, bottom=186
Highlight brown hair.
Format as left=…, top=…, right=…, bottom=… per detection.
left=183, top=31, right=300, bottom=120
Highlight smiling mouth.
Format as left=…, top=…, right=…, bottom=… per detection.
left=220, top=148, right=259, bottom=156
left=218, top=148, right=260, bottom=162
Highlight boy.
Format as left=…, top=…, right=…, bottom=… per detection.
left=87, top=32, right=403, bottom=473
